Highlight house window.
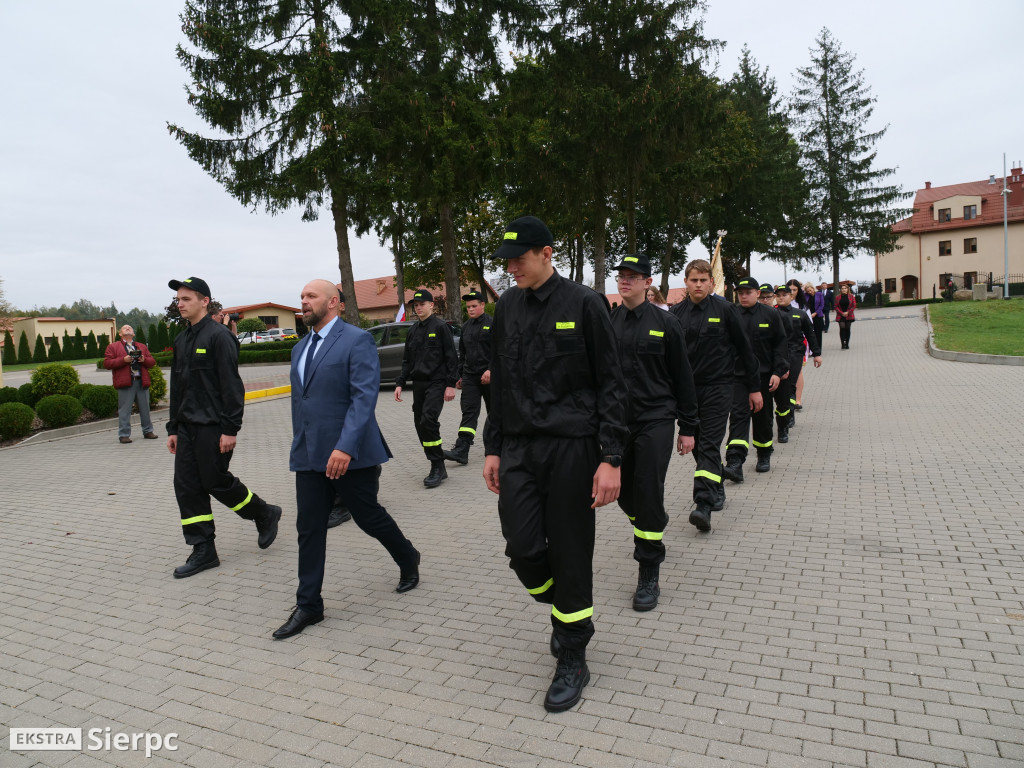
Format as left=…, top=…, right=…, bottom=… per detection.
left=964, top=237, right=977, bottom=253
left=939, top=241, right=952, bottom=256
left=938, top=208, right=951, bottom=222
left=963, top=205, right=977, bottom=220
left=939, top=273, right=951, bottom=289
left=258, top=315, right=277, bottom=327
left=884, top=278, right=896, bottom=292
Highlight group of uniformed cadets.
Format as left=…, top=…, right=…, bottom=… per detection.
left=396, top=215, right=824, bottom=713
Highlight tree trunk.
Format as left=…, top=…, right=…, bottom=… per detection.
left=393, top=226, right=406, bottom=320
left=330, top=188, right=359, bottom=326
left=626, top=175, right=637, bottom=253
left=660, top=222, right=674, bottom=295
left=574, top=236, right=584, bottom=283
left=439, top=201, right=460, bottom=322
left=593, top=200, right=608, bottom=295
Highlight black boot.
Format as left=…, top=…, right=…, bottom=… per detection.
left=544, top=647, right=590, bottom=712
left=755, top=453, right=771, bottom=473
left=689, top=505, right=711, bottom=532
left=423, top=460, right=447, bottom=488
left=787, top=411, right=796, bottom=429
left=173, top=542, right=219, bottom=578
left=722, top=460, right=744, bottom=483
left=632, top=564, right=660, bottom=611
left=778, top=428, right=789, bottom=444
left=443, top=435, right=471, bottom=465
left=254, top=502, right=282, bottom=549
left=711, top=484, right=725, bottom=512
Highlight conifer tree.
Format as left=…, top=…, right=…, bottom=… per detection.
left=2, top=331, right=15, bottom=366
left=48, top=335, right=63, bottom=362
left=85, top=332, right=98, bottom=358
left=72, top=328, right=86, bottom=359
left=136, top=326, right=147, bottom=345
left=17, top=331, right=31, bottom=364
left=32, top=335, right=48, bottom=363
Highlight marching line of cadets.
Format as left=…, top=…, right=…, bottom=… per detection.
left=399, top=216, right=825, bottom=713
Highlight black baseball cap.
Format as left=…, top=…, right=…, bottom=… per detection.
left=759, top=282, right=774, bottom=293
left=411, top=289, right=434, bottom=303
left=462, top=290, right=486, bottom=303
left=774, top=284, right=790, bottom=294
left=612, top=254, right=652, bottom=276
left=736, top=276, right=760, bottom=292
left=494, top=215, right=554, bottom=260
left=168, top=276, right=211, bottom=297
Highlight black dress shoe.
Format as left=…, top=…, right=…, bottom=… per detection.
left=327, top=507, right=351, bottom=528
left=755, top=455, right=771, bottom=473
left=273, top=606, right=324, bottom=640
left=544, top=648, right=590, bottom=712
left=256, top=504, right=282, bottom=549
left=689, top=506, right=711, bottom=532
left=173, top=542, right=219, bottom=578
left=396, top=550, right=421, bottom=593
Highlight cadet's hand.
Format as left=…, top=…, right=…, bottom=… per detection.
left=481, top=370, right=491, bottom=385
left=677, top=435, right=695, bottom=456
left=167, top=435, right=177, bottom=454
left=394, top=387, right=403, bottom=402
left=782, top=371, right=790, bottom=380
left=591, top=463, right=620, bottom=509
left=768, top=374, right=780, bottom=392
left=813, top=355, right=822, bottom=368
left=326, top=450, right=351, bottom=479
left=219, top=435, right=236, bottom=454
left=749, top=392, right=764, bottom=413
left=455, top=378, right=463, bottom=390
left=483, top=455, right=500, bottom=494
left=444, top=387, right=456, bottom=402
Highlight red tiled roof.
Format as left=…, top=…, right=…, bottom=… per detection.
left=900, top=175, right=1024, bottom=234
left=220, top=302, right=300, bottom=314
left=348, top=276, right=498, bottom=310
left=605, top=287, right=688, bottom=306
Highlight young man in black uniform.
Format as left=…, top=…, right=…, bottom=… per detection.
left=723, top=276, right=789, bottom=479
left=669, top=260, right=761, bottom=532
left=394, top=290, right=458, bottom=487
left=609, top=254, right=697, bottom=611
left=483, top=215, right=627, bottom=713
left=165, top=276, right=282, bottom=579
left=443, top=290, right=492, bottom=466
left=774, top=284, right=822, bottom=444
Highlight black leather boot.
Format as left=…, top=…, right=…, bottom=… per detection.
left=711, top=484, right=725, bottom=512
left=689, top=505, right=711, bottom=532
left=755, top=453, right=771, bottom=473
left=173, top=542, right=219, bottom=578
left=423, top=460, right=447, bottom=488
left=544, top=647, right=590, bottom=712
left=443, top=436, right=471, bottom=465
left=254, top=501, right=282, bottom=549
left=632, top=564, right=660, bottom=611
left=778, top=428, right=789, bottom=444
left=722, top=460, right=744, bottom=483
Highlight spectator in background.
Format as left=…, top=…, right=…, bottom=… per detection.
left=646, top=286, right=669, bottom=310
left=835, top=283, right=857, bottom=349
left=822, top=283, right=834, bottom=333
left=103, top=324, right=158, bottom=444
left=812, top=284, right=827, bottom=349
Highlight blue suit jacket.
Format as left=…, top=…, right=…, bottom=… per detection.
left=289, top=319, right=392, bottom=472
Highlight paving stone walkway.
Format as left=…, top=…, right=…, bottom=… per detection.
left=2, top=307, right=1023, bottom=768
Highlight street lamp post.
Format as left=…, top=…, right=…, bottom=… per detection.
left=1002, top=154, right=1011, bottom=299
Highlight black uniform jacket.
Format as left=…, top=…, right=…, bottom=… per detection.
left=777, top=304, right=822, bottom=357
left=458, top=312, right=493, bottom=380
left=168, top=314, right=245, bottom=436
left=669, top=294, right=759, bottom=391
left=396, top=315, right=458, bottom=388
left=610, top=300, right=699, bottom=437
left=483, top=271, right=627, bottom=457
left=737, top=302, right=789, bottom=379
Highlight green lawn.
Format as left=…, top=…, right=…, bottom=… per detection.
left=929, top=299, right=1024, bottom=356
left=1, top=357, right=102, bottom=373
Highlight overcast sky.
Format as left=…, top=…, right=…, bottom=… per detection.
left=1, top=1, right=1021, bottom=314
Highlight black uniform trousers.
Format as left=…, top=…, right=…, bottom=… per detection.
left=457, top=376, right=490, bottom=444
left=498, top=435, right=599, bottom=651
left=691, top=382, right=730, bottom=509
left=412, top=380, right=445, bottom=461
left=295, top=467, right=418, bottom=615
left=775, top=350, right=803, bottom=432
left=619, top=419, right=673, bottom=567
left=724, top=377, right=752, bottom=466
left=752, top=374, right=776, bottom=456
left=174, top=422, right=260, bottom=546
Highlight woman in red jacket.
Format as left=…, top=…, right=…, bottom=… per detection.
left=834, top=284, right=856, bottom=349
left=103, top=325, right=157, bottom=442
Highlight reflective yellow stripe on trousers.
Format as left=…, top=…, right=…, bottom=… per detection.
left=633, top=527, right=664, bottom=541
left=694, top=470, right=721, bottom=483
left=552, top=605, right=593, bottom=623
left=230, top=489, right=253, bottom=511
left=181, top=514, right=214, bottom=526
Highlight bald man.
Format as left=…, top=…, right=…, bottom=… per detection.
left=275, top=279, right=420, bottom=640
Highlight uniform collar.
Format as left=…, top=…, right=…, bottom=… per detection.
left=527, top=269, right=560, bottom=303
left=625, top=299, right=649, bottom=318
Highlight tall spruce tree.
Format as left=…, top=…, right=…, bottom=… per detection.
left=2, top=331, right=15, bottom=366
left=85, top=332, right=98, bottom=358
left=48, top=335, right=63, bottom=362
left=72, top=328, right=86, bottom=359
left=32, top=335, right=47, bottom=363
left=17, top=331, right=32, bottom=364
left=791, top=29, right=910, bottom=286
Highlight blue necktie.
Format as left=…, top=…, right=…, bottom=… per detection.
left=303, top=332, right=321, bottom=386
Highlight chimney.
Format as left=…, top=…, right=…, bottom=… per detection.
left=924, top=181, right=931, bottom=189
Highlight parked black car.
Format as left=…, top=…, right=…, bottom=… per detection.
left=368, top=321, right=461, bottom=386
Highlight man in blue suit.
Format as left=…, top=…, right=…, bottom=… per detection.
left=274, top=279, right=421, bottom=640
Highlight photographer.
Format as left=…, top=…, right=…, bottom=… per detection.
left=103, top=325, right=158, bottom=443
left=210, top=307, right=239, bottom=338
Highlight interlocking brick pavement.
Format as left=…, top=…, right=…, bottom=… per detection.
left=2, top=307, right=1023, bottom=767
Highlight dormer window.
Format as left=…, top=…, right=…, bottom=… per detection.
left=938, top=208, right=951, bottom=222
left=964, top=205, right=977, bottom=220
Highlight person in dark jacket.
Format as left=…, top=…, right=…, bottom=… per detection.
left=834, top=283, right=857, bottom=349
left=104, top=324, right=158, bottom=443
left=166, top=276, right=282, bottom=579
left=483, top=215, right=627, bottom=713
left=394, top=290, right=458, bottom=487
left=609, top=253, right=697, bottom=611
left=774, top=284, right=822, bottom=443
left=443, top=290, right=492, bottom=466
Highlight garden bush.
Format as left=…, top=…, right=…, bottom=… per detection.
left=68, top=383, right=95, bottom=401
left=80, top=385, right=118, bottom=419
left=148, top=365, right=167, bottom=408
left=0, top=386, right=20, bottom=404
left=31, top=363, right=80, bottom=398
left=35, top=394, right=83, bottom=428
left=0, top=402, right=35, bottom=440
left=17, top=382, right=41, bottom=408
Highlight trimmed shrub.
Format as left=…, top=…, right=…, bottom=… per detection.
left=97, top=333, right=110, bottom=349
left=68, top=383, right=95, bottom=401
left=85, top=331, right=98, bottom=358
left=2, top=330, right=15, bottom=366
left=47, top=335, right=63, bottom=361
left=155, top=322, right=169, bottom=351
left=0, top=402, right=35, bottom=440
left=0, top=386, right=20, bottom=404
left=136, top=326, right=147, bottom=345
left=237, top=318, right=267, bottom=333
left=35, top=394, right=82, bottom=428
left=72, top=328, right=86, bottom=359
left=81, top=385, right=118, bottom=418
left=148, top=364, right=167, bottom=408
left=32, top=334, right=48, bottom=363
left=31, top=363, right=80, bottom=398
left=62, top=331, right=73, bottom=359
left=17, top=331, right=32, bottom=364
left=17, top=382, right=41, bottom=408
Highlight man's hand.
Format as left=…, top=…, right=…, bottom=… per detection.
left=455, top=378, right=463, bottom=390
left=677, top=434, right=695, bottom=455
left=812, top=355, right=822, bottom=368
left=444, top=387, right=456, bottom=402
left=768, top=374, right=780, bottom=392
left=483, top=455, right=500, bottom=494
left=782, top=371, right=790, bottom=380
left=749, top=391, right=764, bottom=413
left=326, top=450, right=351, bottom=479
left=481, top=370, right=491, bottom=385
left=394, top=387, right=403, bottom=402
left=219, top=435, right=236, bottom=454
left=591, top=463, right=620, bottom=509
left=167, top=435, right=177, bottom=454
